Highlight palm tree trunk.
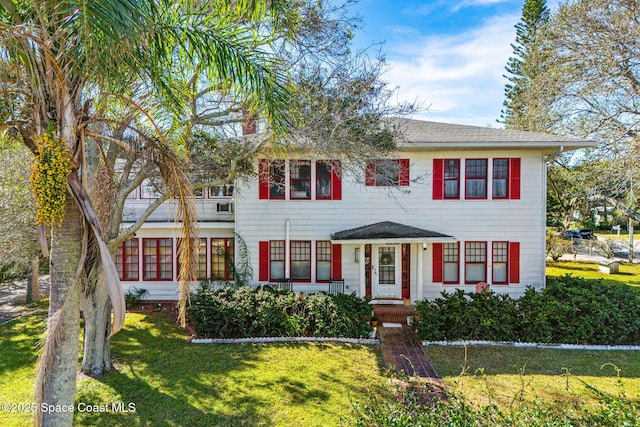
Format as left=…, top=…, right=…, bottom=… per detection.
left=37, top=196, right=83, bottom=427
left=81, top=276, right=112, bottom=377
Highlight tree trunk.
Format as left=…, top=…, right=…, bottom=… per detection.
left=81, top=276, right=112, bottom=378
left=26, top=256, right=40, bottom=303
left=36, top=197, right=83, bottom=427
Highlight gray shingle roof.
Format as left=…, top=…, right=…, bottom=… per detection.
left=392, top=118, right=592, bottom=145
left=332, top=221, right=452, bottom=241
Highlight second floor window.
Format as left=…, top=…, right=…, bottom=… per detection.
left=365, top=159, right=410, bottom=186
left=444, top=160, right=460, bottom=199
left=290, top=160, right=311, bottom=199
left=269, top=161, right=285, bottom=199
left=465, top=159, right=487, bottom=199
left=259, top=159, right=342, bottom=201
left=493, top=159, right=509, bottom=199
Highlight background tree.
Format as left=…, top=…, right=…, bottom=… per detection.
left=525, top=0, right=640, bottom=235
left=0, top=1, right=291, bottom=425
left=0, top=137, right=42, bottom=301
left=80, top=0, right=415, bottom=379
left=500, top=0, right=550, bottom=130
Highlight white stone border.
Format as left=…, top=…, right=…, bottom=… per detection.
left=191, top=337, right=380, bottom=345
left=423, top=340, right=640, bottom=351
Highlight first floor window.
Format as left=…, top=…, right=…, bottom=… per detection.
left=270, top=241, right=285, bottom=280
left=465, top=242, right=486, bottom=283
left=492, top=241, right=508, bottom=284
left=177, top=238, right=207, bottom=280
left=291, top=241, right=311, bottom=281
left=143, top=238, right=173, bottom=281
left=443, top=242, right=459, bottom=283
left=116, top=239, right=139, bottom=281
left=316, top=241, right=331, bottom=282
left=211, top=238, right=234, bottom=281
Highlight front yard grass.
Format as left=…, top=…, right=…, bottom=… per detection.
left=0, top=308, right=389, bottom=427
left=427, top=346, right=640, bottom=412
left=546, top=260, right=640, bottom=287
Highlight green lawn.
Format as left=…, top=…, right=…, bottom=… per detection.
left=427, top=346, right=640, bottom=412
left=2, top=302, right=639, bottom=426
left=0, top=309, right=388, bottom=427
left=546, top=261, right=640, bottom=287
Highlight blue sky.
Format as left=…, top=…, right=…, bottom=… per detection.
left=351, top=0, right=560, bottom=126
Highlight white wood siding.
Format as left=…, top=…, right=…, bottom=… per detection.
left=235, top=149, right=546, bottom=299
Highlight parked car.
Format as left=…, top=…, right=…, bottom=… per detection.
left=559, top=229, right=596, bottom=240
left=578, top=229, right=596, bottom=240
left=559, top=230, right=581, bottom=240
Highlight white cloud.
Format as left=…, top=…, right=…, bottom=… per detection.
left=384, top=13, right=518, bottom=126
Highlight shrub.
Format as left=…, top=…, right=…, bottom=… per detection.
left=187, top=286, right=372, bottom=338
left=415, top=276, right=640, bottom=345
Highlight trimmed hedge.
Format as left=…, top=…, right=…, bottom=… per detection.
left=187, top=286, right=373, bottom=339
left=415, top=275, right=640, bottom=345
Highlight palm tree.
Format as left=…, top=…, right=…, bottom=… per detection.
left=0, top=1, right=289, bottom=425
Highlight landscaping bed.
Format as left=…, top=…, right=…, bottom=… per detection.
left=187, top=285, right=373, bottom=339
left=414, top=275, right=640, bottom=345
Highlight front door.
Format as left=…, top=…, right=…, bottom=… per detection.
left=372, top=245, right=402, bottom=299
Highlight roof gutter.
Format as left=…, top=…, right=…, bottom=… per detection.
left=544, top=145, right=564, bottom=163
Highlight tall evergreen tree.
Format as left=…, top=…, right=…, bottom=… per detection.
left=500, top=0, right=550, bottom=130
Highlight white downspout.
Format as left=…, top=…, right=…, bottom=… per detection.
left=285, top=218, right=291, bottom=279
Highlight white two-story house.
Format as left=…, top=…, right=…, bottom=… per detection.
left=117, top=119, right=593, bottom=302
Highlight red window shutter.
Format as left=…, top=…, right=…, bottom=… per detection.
left=509, top=242, right=520, bottom=284
left=258, top=160, right=269, bottom=200
left=331, top=244, right=342, bottom=279
left=398, top=159, right=410, bottom=186
left=365, top=162, right=375, bottom=186
left=510, top=158, right=521, bottom=200
left=331, top=160, right=342, bottom=200
left=433, top=159, right=444, bottom=200
left=259, top=241, right=269, bottom=281
left=432, top=243, right=443, bottom=282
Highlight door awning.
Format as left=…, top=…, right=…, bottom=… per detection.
left=331, top=221, right=456, bottom=244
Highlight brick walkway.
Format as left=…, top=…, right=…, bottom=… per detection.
left=373, top=305, right=444, bottom=384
